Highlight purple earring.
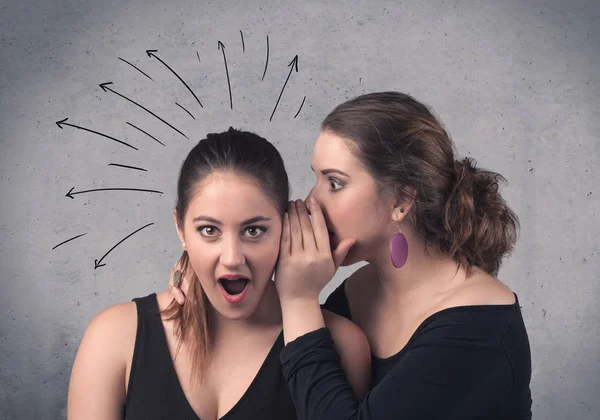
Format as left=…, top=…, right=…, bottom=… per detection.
left=390, top=218, right=408, bottom=268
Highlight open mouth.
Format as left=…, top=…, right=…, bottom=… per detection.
left=219, top=278, right=249, bottom=295
left=218, top=276, right=250, bottom=303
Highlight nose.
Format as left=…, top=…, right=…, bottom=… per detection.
left=305, top=186, right=317, bottom=203
left=220, top=235, right=245, bottom=268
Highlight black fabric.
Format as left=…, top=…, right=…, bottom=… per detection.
left=125, top=294, right=297, bottom=420
left=282, top=280, right=532, bottom=420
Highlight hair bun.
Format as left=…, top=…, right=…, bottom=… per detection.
left=444, top=157, right=519, bottom=275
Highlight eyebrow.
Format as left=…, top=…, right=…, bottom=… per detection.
left=192, top=215, right=272, bottom=225
left=310, top=166, right=350, bottom=178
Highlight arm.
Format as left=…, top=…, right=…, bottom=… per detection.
left=67, top=302, right=136, bottom=420
left=279, top=326, right=513, bottom=420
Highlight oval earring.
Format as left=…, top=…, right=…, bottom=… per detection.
left=181, top=241, right=186, bottom=250
left=389, top=223, right=408, bottom=268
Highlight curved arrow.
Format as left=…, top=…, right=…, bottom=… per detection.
left=66, top=187, right=163, bottom=199
left=94, top=223, right=154, bottom=269
left=269, top=55, right=298, bottom=121
left=56, top=118, right=138, bottom=151
left=146, top=49, right=203, bottom=109
left=99, top=82, right=188, bottom=139
left=218, top=41, right=233, bottom=110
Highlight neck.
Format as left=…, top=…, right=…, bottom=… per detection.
left=368, top=235, right=464, bottom=303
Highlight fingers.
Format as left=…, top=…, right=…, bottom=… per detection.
left=332, top=238, right=356, bottom=269
left=168, top=261, right=187, bottom=305
left=288, top=201, right=303, bottom=253
left=170, top=285, right=186, bottom=305
left=295, top=200, right=316, bottom=251
left=280, top=211, right=291, bottom=258
left=306, top=198, right=331, bottom=253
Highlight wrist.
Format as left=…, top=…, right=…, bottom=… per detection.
left=279, top=298, right=325, bottom=345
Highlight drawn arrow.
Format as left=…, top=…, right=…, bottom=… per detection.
left=99, top=82, right=188, bottom=139
left=55, top=118, right=138, bottom=151
left=294, top=96, right=307, bottom=119
left=65, top=187, right=163, bottom=199
left=126, top=122, right=165, bottom=146
left=261, top=35, right=269, bottom=81
left=108, top=163, right=147, bottom=172
left=118, top=57, right=153, bottom=81
left=52, top=233, right=87, bottom=250
left=94, top=222, right=154, bottom=269
left=146, top=49, right=203, bottom=109
left=269, top=55, right=299, bottom=121
left=218, top=41, right=233, bottom=110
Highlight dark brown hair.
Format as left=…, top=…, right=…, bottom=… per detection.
left=321, top=92, right=518, bottom=275
left=163, top=127, right=289, bottom=383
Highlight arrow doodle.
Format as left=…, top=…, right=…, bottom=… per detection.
left=262, top=35, right=269, bottom=81
left=65, top=187, right=163, bottom=199
left=108, top=163, right=148, bottom=172
left=100, top=82, right=188, bottom=139
left=146, top=49, right=203, bottom=109
left=218, top=41, right=233, bottom=110
left=94, top=222, right=154, bottom=269
left=294, top=96, right=307, bottom=119
left=270, top=55, right=299, bottom=121
left=118, top=57, right=153, bottom=81
left=55, top=118, right=138, bottom=151
left=52, top=233, right=87, bottom=250
left=176, top=102, right=195, bottom=120
left=126, top=122, right=165, bottom=147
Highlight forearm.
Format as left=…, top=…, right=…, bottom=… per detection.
left=280, top=298, right=325, bottom=345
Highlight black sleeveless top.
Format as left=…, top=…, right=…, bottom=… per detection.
left=124, top=294, right=297, bottom=420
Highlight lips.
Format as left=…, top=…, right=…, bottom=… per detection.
left=218, top=274, right=250, bottom=303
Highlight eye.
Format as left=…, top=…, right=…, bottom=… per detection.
left=243, top=226, right=267, bottom=238
left=328, top=178, right=344, bottom=192
left=198, top=225, right=220, bottom=237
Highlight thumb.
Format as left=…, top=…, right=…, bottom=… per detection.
left=332, top=238, right=356, bottom=269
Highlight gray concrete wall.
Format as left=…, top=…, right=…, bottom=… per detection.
left=1, top=0, right=598, bottom=418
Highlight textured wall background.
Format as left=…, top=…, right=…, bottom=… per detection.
left=1, top=0, right=598, bottom=418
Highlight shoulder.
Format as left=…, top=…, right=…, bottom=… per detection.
left=78, top=301, right=138, bottom=360
left=442, top=268, right=516, bottom=309
left=322, top=309, right=367, bottom=345
left=68, top=300, right=139, bottom=416
left=322, top=309, right=371, bottom=397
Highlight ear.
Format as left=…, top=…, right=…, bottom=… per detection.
left=392, top=187, right=417, bottom=222
left=174, top=208, right=185, bottom=244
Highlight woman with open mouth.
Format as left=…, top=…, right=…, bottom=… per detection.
left=66, top=128, right=371, bottom=420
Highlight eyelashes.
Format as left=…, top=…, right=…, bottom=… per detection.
left=196, top=225, right=268, bottom=238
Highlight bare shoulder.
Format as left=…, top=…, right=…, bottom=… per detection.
left=79, top=301, right=138, bottom=359
left=68, top=301, right=138, bottom=418
left=322, top=308, right=365, bottom=339
left=444, top=268, right=516, bottom=309
left=322, top=309, right=371, bottom=397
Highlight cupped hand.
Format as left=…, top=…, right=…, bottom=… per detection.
left=274, top=199, right=355, bottom=302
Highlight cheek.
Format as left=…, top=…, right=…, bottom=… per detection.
left=247, top=236, right=280, bottom=274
